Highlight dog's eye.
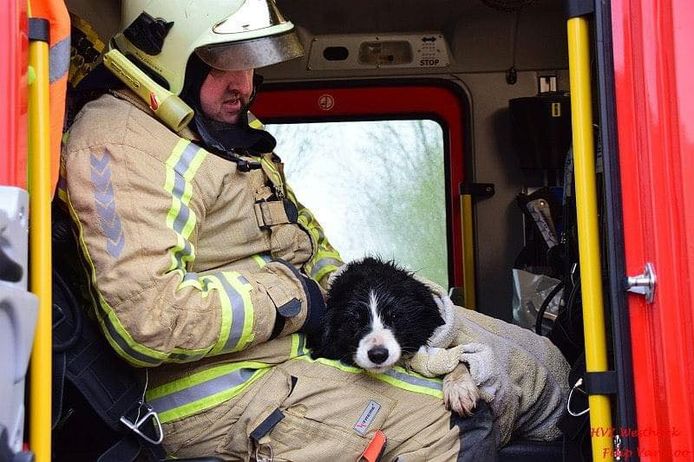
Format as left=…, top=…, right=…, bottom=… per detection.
left=348, top=304, right=369, bottom=322
left=380, top=308, right=395, bottom=324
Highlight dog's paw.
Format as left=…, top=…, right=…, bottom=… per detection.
left=443, top=365, right=480, bottom=416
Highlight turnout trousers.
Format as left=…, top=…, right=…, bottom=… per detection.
left=161, top=356, right=498, bottom=462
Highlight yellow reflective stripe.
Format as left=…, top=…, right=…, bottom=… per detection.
left=252, top=253, right=270, bottom=268
left=205, top=275, right=232, bottom=355
left=248, top=118, right=264, bottom=130
left=299, top=355, right=364, bottom=373
left=177, top=271, right=255, bottom=357
left=232, top=274, right=256, bottom=352
left=248, top=111, right=264, bottom=129
left=297, top=356, right=443, bottom=398
left=308, top=254, right=342, bottom=283
left=289, top=333, right=308, bottom=358
left=146, top=361, right=270, bottom=400
left=146, top=361, right=271, bottom=424
left=165, top=140, right=206, bottom=271
left=161, top=139, right=243, bottom=361
left=164, top=141, right=186, bottom=233
left=259, top=156, right=285, bottom=192
left=377, top=367, right=443, bottom=399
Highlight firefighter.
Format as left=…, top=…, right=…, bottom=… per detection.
left=59, top=0, right=497, bottom=459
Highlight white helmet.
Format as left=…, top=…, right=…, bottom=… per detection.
left=112, top=0, right=304, bottom=95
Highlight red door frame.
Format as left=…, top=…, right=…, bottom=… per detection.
left=612, top=0, right=694, bottom=458
left=252, top=81, right=469, bottom=288
left=0, top=0, right=28, bottom=188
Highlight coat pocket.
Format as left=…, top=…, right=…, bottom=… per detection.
left=216, top=367, right=295, bottom=460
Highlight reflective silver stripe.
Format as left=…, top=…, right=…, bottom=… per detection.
left=184, top=272, right=211, bottom=290
left=149, top=368, right=257, bottom=415
left=173, top=240, right=193, bottom=272
left=50, top=37, right=70, bottom=83
left=219, top=274, right=248, bottom=351
left=310, top=257, right=343, bottom=279
left=172, top=142, right=200, bottom=176
left=182, top=271, right=251, bottom=353
left=173, top=196, right=191, bottom=234
left=382, top=369, right=443, bottom=392
left=171, top=143, right=200, bottom=234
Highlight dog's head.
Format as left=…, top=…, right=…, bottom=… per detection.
left=309, top=257, right=445, bottom=373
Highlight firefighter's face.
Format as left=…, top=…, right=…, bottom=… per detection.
left=199, top=68, right=254, bottom=125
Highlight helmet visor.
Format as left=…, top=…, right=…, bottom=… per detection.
left=195, top=30, right=304, bottom=71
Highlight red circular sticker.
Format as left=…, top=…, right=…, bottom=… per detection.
left=318, top=94, right=335, bottom=111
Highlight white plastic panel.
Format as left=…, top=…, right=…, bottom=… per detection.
left=307, top=33, right=450, bottom=70
left=0, top=287, right=38, bottom=453
left=0, top=186, right=29, bottom=289
left=0, top=186, right=37, bottom=453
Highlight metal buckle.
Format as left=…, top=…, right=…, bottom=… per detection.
left=120, top=402, right=164, bottom=445
left=254, top=443, right=274, bottom=462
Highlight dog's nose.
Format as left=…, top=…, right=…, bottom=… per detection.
left=368, top=346, right=389, bottom=364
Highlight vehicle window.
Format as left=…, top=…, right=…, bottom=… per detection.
left=266, top=119, right=448, bottom=287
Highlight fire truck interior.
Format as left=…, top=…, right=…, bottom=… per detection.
left=1, top=0, right=626, bottom=461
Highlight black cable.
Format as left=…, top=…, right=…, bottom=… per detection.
left=535, top=280, right=566, bottom=335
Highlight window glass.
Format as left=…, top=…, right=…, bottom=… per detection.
left=266, top=119, right=448, bottom=287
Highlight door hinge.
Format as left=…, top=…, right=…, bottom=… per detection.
left=626, top=262, right=656, bottom=303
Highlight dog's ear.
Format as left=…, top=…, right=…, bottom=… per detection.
left=414, top=286, right=446, bottom=329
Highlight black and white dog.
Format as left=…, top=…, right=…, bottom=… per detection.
left=308, top=257, right=479, bottom=415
